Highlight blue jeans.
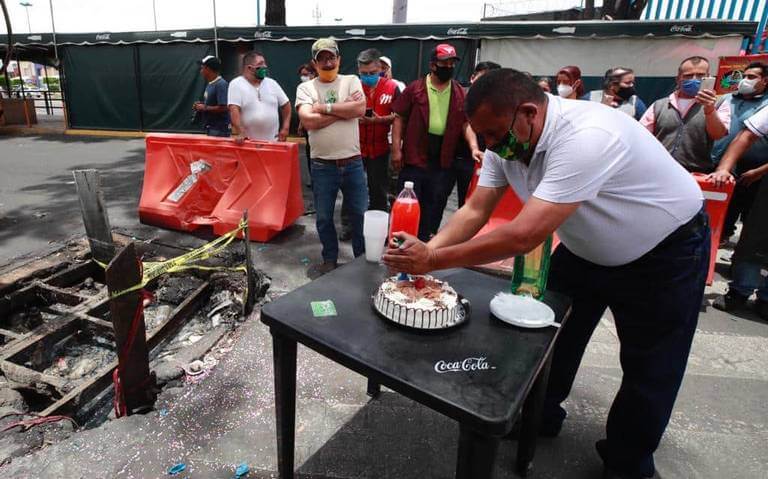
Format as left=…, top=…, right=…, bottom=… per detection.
left=729, top=260, right=768, bottom=301
left=310, top=158, right=368, bottom=263
left=543, top=209, right=710, bottom=478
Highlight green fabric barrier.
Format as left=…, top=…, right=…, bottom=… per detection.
left=137, top=43, right=213, bottom=132
left=63, top=45, right=141, bottom=130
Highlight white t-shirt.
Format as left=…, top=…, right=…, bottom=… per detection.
left=228, top=76, right=289, bottom=141
left=478, top=94, right=704, bottom=266
left=295, top=75, right=364, bottom=160
left=745, top=105, right=768, bottom=137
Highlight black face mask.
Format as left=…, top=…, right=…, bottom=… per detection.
left=616, top=86, right=636, bottom=101
left=433, top=65, right=454, bottom=82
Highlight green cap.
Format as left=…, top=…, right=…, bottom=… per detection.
left=312, top=38, right=339, bottom=60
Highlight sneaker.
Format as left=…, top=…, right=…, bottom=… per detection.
left=307, top=261, right=337, bottom=279
left=755, top=299, right=768, bottom=321
left=712, top=290, right=749, bottom=313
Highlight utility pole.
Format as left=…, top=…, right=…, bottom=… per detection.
left=212, top=0, right=218, bottom=57
left=19, top=1, right=32, bottom=33
left=392, top=0, right=407, bottom=23
left=48, top=0, right=57, bottom=60
left=152, top=0, right=157, bottom=31
left=312, top=2, right=321, bottom=25
left=265, top=0, right=285, bottom=26
left=584, top=0, right=595, bottom=19
left=1, top=0, right=14, bottom=94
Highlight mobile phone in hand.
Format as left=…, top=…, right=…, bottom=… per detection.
left=365, top=108, right=374, bottom=117
left=700, top=76, right=716, bottom=91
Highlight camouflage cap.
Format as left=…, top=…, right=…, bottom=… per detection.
left=312, top=38, right=339, bottom=60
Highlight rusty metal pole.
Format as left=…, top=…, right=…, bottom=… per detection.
left=106, top=243, right=156, bottom=415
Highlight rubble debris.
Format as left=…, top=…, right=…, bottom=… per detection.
left=0, top=388, right=28, bottom=414
left=40, top=336, right=116, bottom=384
left=74, top=277, right=104, bottom=297
left=46, top=303, right=72, bottom=314
left=155, top=276, right=206, bottom=305
left=143, top=304, right=173, bottom=331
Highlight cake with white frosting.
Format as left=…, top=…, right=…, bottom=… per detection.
left=373, top=275, right=464, bottom=329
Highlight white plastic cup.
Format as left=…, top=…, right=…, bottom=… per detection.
left=364, top=210, right=389, bottom=262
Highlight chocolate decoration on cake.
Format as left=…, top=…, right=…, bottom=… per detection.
left=372, top=275, right=466, bottom=329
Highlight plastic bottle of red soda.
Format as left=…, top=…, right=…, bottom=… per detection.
left=389, top=181, right=420, bottom=242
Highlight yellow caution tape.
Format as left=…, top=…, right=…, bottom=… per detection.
left=106, top=219, right=249, bottom=299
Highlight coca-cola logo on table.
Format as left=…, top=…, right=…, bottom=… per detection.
left=434, top=357, right=495, bottom=374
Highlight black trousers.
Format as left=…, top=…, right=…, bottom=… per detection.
left=543, top=210, right=710, bottom=478
left=722, top=178, right=762, bottom=239
left=363, top=153, right=391, bottom=212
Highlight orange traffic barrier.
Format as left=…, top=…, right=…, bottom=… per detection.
left=465, top=165, right=524, bottom=237
left=139, top=133, right=304, bottom=242
left=465, top=164, right=557, bottom=274
left=693, top=173, right=735, bottom=285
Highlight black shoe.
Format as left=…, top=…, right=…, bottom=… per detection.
left=755, top=299, right=768, bottom=321
left=307, top=261, right=337, bottom=279
left=712, top=290, right=749, bottom=313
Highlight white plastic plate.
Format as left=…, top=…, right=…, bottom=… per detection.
left=489, top=292, right=558, bottom=329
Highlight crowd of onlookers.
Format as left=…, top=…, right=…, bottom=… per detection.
left=190, top=40, right=767, bottom=318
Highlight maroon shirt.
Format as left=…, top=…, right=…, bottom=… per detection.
left=392, top=77, right=467, bottom=169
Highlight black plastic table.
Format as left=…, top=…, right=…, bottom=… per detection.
left=261, top=258, right=570, bottom=478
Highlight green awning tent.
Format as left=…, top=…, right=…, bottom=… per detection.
left=0, top=20, right=757, bottom=132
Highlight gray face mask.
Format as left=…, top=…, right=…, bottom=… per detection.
left=738, top=78, right=759, bottom=95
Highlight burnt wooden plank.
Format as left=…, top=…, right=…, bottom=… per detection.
left=243, top=210, right=256, bottom=318
left=73, top=169, right=115, bottom=264
left=105, top=243, right=156, bottom=415
left=39, top=357, right=118, bottom=418
left=44, top=260, right=105, bottom=288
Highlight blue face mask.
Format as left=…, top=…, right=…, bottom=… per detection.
left=681, top=78, right=701, bottom=97
left=360, top=73, right=380, bottom=87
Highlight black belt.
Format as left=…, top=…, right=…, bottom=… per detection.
left=312, top=156, right=361, bottom=167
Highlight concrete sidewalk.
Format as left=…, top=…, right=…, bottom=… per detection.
left=0, top=135, right=766, bottom=478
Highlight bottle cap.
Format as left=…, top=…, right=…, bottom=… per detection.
left=404, top=181, right=414, bottom=189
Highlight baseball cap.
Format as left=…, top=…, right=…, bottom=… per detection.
left=431, top=44, right=460, bottom=62
left=380, top=56, right=393, bottom=68
left=312, top=38, right=339, bottom=60
left=198, top=55, right=221, bottom=70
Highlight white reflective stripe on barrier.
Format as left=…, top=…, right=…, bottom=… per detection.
left=703, top=191, right=728, bottom=202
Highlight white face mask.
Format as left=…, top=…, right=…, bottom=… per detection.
left=300, top=75, right=311, bottom=83
left=738, top=77, right=759, bottom=95
left=557, top=84, right=574, bottom=98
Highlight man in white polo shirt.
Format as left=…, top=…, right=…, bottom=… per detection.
left=383, top=69, right=709, bottom=479
left=228, top=50, right=291, bottom=143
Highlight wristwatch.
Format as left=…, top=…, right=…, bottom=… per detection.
left=325, top=103, right=332, bottom=114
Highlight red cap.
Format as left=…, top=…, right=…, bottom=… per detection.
left=432, top=43, right=460, bottom=61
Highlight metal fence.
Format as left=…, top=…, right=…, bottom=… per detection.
left=1, top=89, right=64, bottom=115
